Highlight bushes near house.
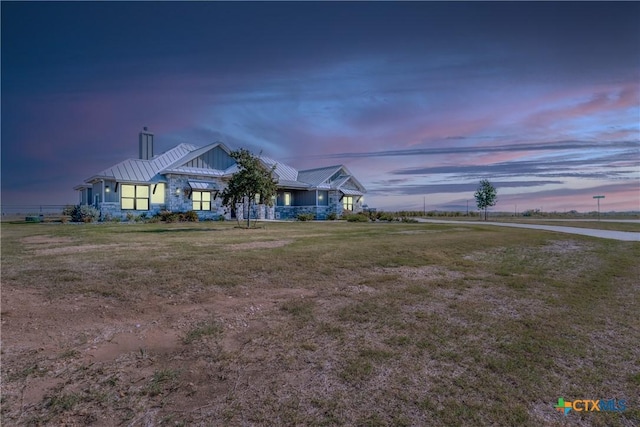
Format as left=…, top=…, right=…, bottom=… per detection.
left=375, top=212, right=396, bottom=222
left=182, top=211, right=199, bottom=222
left=401, top=217, right=419, bottom=223
left=153, top=210, right=199, bottom=223
left=297, top=213, right=315, bottom=221
left=344, top=213, right=370, bottom=222
left=70, top=205, right=100, bottom=223
left=327, top=212, right=337, bottom=221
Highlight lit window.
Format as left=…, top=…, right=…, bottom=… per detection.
left=121, top=184, right=150, bottom=210
left=193, top=191, right=211, bottom=211
left=151, top=183, right=165, bottom=204
left=284, top=192, right=291, bottom=206
left=343, top=196, right=353, bottom=211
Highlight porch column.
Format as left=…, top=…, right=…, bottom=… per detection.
left=101, top=179, right=105, bottom=207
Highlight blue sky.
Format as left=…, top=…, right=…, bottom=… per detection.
left=2, top=2, right=639, bottom=212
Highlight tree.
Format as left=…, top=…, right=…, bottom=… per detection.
left=474, top=179, right=497, bottom=220
left=221, top=149, right=278, bottom=228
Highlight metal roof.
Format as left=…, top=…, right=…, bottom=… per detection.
left=162, top=166, right=226, bottom=177
left=87, top=143, right=197, bottom=183
left=276, top=180, right=311, bottom=189
left=297, top=165, right=343, bottom=186
left=188, top=180, right=219, bottom=190
left=259, top=156, right=299, bottom=182
left=340, top=188, right=365, bottom=196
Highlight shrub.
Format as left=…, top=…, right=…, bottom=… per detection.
left=62, top=205, right=75, bottom=216
left=345, top=213, right=369, bottom=222
left=182, top=211, right=199, bottom=222
left=401, top=217, right=419, bottom=223
left=126, top=212, right=135, bottom=222
left=152, top=210, right=199, bottom=222
left=70, top=205, right=100, bottom=223
left=297, top=213, right=315, bottom=221
left=378, top=212, right=395, bottom=222
left=327, top=212, right=337, bottom=221
left=216, top=215, right=226, bottom=222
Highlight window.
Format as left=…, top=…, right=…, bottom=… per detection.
left=342, top=196, right=353, bottom=211
left=193, top=191, right=211, bottom=211
left=284, top=192, right=291, bottom=206
left=121, top=185, right=149, bottom=210
left=151, top=183, right=165, bottom=204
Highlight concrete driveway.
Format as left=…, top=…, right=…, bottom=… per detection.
left=417, top=219, right=640, bottom=242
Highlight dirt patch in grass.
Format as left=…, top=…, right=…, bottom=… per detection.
left=20, top=235, right=75, bottom=245
left=33, top=243, right=150, bottom=256
left=373, top=265, right=464, bottom=281
left=227, top=239, right=293, bottom=251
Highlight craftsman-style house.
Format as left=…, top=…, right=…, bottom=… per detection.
left=74, top=128, right=366, bottom=220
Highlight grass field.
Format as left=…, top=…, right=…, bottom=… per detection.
left=1, top=221, right=638, bottom=426
left=485, top=219, right=640, bottom=233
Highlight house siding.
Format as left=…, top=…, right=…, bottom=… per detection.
left=185, top=146, right=235, bottom=170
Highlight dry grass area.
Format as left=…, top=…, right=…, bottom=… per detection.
left=1, top=221, right=639, bottom=426
left=490, top=219, right=640, bottom=232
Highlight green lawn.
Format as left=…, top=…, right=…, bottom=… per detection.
left=1, top=221, right=638, bottom=426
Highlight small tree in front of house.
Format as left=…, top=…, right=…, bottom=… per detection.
left=474, top=179, right=497, bottom=220
left=221, top=149, right=278, bottom=228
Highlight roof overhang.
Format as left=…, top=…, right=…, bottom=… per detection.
left=188, top=180, right=219, bottom=190
left=276, top=180, right=311, bottom=189
left=340, top=188, right=365, bottom=196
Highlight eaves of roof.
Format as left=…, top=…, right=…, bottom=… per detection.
left=276, top=180, right=311, bottom=189
left=163, top=166, right=226, bottom=177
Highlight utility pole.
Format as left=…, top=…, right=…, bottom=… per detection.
left=466, top=200, right=469, bottom=216
left=423, top=196, right=426, bottom=216
left=593, top=195, right=605, bottom=220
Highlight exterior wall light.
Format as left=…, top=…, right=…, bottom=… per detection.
left=105, top=186, right=110, bottom=193
left=176, top=188, right=181, bottom=195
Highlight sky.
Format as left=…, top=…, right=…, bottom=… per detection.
left=2, top=1, right=639, bottom=213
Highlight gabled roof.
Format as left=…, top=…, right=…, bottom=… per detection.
left=159, top=142, right=232, bottom=174
left=297, top=165, right=343, bottom=187
left=86, top=143, right=197, bottom=183
left=259, top=156, right=299, bottom=182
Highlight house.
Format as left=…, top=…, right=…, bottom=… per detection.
left=74, top=128, right=366, bottom=220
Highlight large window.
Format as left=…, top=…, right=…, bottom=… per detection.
left=121, top=185, right=149, bottom=210
left=193, top=191, right=211, bottom=211
left=151, top=183, right=165, bottom=204
left=342, top=196, right=354, bottom=211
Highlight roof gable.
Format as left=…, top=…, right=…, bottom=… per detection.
left=160, top=142, right=234, bottom=173
left=297, top=165, right=343, bottom=187
left=259, top=156, right=299, bottom=182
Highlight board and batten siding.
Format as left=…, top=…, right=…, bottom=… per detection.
left=185, top=146, right=235, bottom=170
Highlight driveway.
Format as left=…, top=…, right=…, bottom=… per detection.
left=416, top=219, right=640, bottom=242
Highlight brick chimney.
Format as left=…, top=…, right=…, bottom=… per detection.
left=139, top=127, right=154, bottom=160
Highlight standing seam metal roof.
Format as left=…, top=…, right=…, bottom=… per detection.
left=82, top=142, right=365, bottom=193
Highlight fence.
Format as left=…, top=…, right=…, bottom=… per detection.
left=1, top=205, right=71, bottom=220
